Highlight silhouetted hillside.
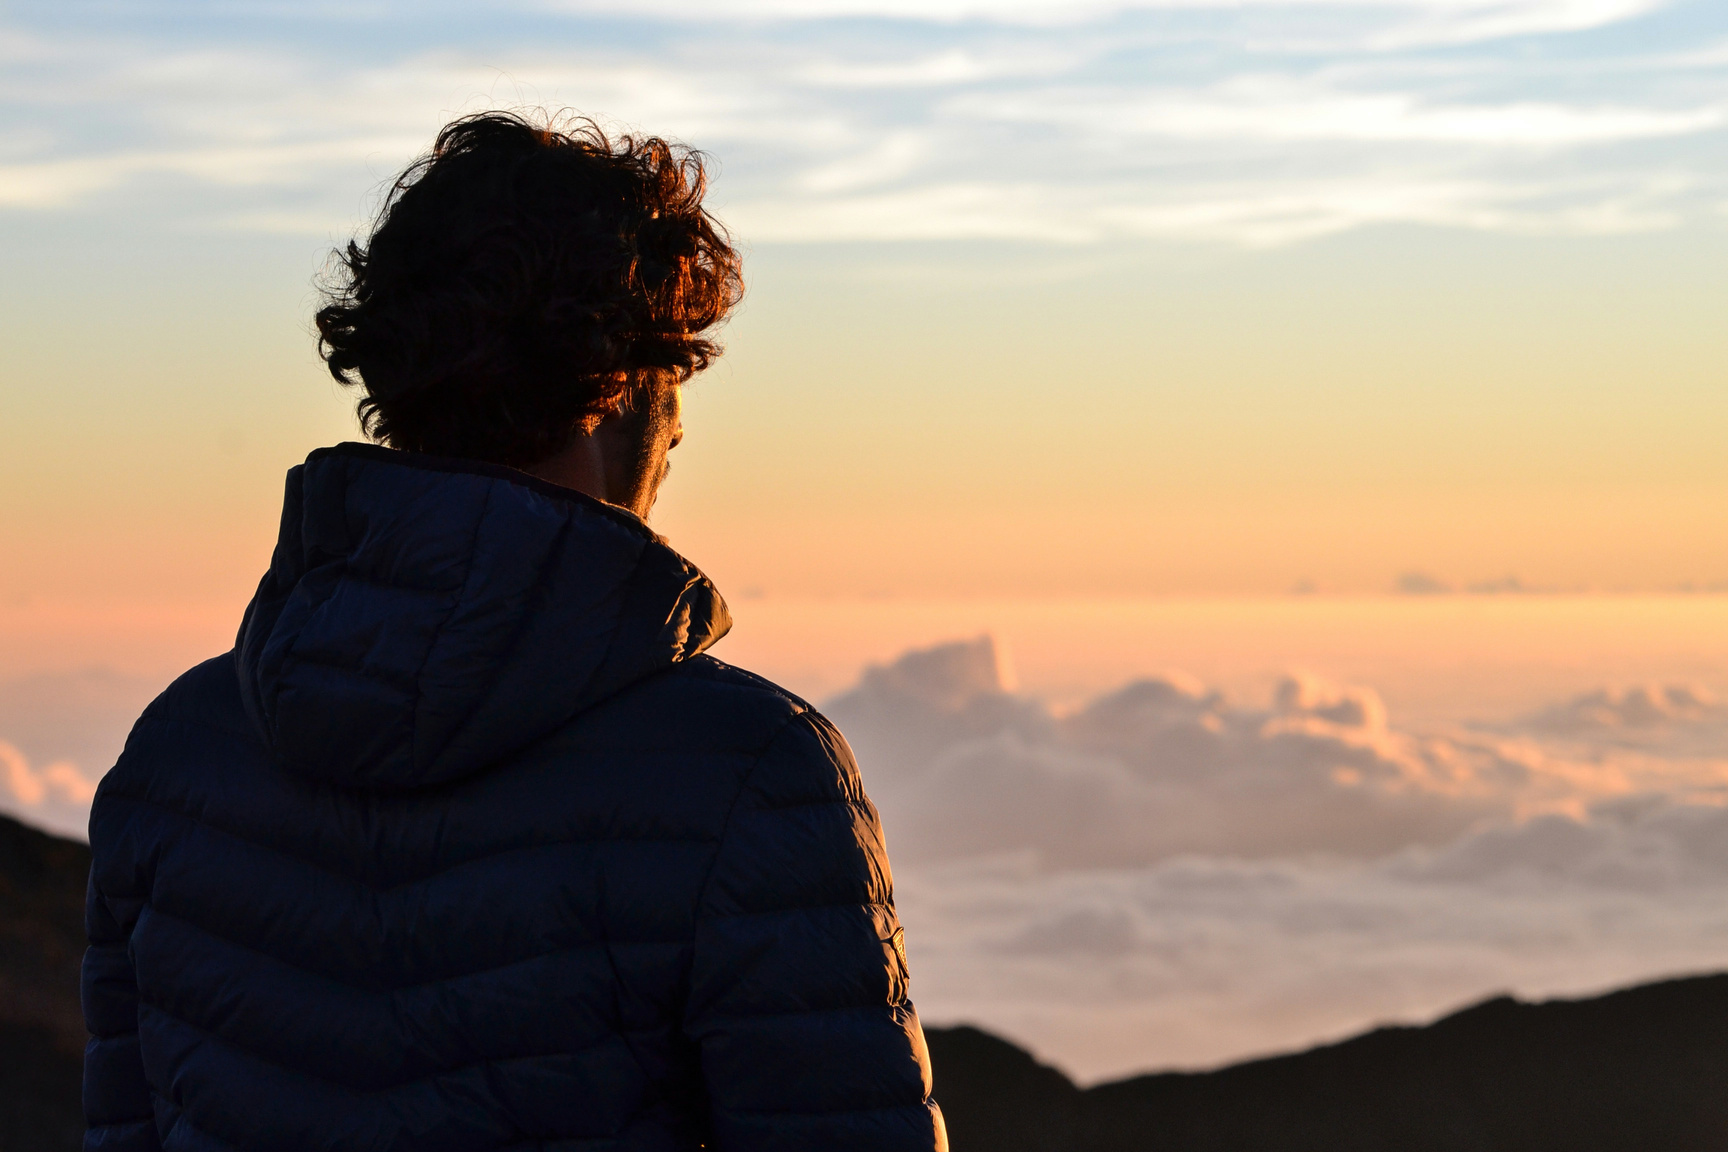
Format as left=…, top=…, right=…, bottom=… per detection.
left=927, top=973, right=1728, bottom=1151
left=7, top=807, right=1728, bottom=1152
left=0, top=813, right=88, bottom=1150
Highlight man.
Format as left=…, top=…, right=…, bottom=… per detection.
left=81, top=112, right=947, bottom=1151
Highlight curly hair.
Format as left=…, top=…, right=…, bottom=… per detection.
left=315, top=111, right=743, bottom=466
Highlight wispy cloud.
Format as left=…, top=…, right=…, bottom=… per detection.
left=539, top=0, right=1666, bottom=40
left=962, top=83, right=1721, bottom=146
left=0, top=0, right=1719, bottom=244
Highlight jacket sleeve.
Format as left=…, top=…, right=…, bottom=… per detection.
left=82, top=864, right=159, bottom=1151
left=685, top=708, right=947, bottom=1152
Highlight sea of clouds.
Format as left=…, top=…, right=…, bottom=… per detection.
left=9, top=639, right=1728, bottom=1080
left=824, top=638, right=1728, bottom=1078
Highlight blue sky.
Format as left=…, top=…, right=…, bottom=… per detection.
left=4, top=0, right=1725, bottom=245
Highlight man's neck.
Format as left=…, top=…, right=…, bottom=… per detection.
left=525, top=435, right=610, bottom=504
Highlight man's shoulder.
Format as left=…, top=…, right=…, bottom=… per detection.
left=654, top=656, right=864, bottom=784
left=98, top=653, right=256, bottom=796
left=665, top=654, right=815, bottom=709
left=592, top=653, right=850, bottom=760
left=602, top=652, right=808, bottom=728
left=131, top=652, right=253, bottom=739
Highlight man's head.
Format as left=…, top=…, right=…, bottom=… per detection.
left=315, top=111, right=743, bottom=513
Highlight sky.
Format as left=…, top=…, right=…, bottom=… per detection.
left=5, top=0, right=1728, bottom=1081
left=3, top=0, right=1728, bottom=633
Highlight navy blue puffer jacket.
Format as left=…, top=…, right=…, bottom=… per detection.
left=82, top=443, right=946, bottom=1152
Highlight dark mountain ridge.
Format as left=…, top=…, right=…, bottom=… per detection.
left=3, top=811, right=1726, bottom=1150
left=926, top=972, right=1728, bottom=1151
left=0, top=812, right=90, bottom=1149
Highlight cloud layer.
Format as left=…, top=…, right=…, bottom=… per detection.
left=826, top=638, right=1728, bottom=1078
left=0, top=0, right=1720, bottom=244
left=8, top=641, right=1728, bottom=1080
left=897, top=819, right=1728, bottom=1080
left=828, top=637, right=1728, bottom=867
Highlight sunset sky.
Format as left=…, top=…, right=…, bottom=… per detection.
left=1, top=1, right=1726, bottom=694
left=6, top=0, right=1728, bottom=1077
left=5, top=0, right=1727, bottom=642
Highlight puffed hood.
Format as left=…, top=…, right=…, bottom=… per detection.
left=235, top=442, right=729, bottom=790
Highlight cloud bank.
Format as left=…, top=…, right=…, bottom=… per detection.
left=828, top=637, right=1728, bottom=867
left=826, top=638, right=1728, bottom=1078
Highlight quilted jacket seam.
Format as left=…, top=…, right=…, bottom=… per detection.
left=700, top=899, right=894, bottom=923
left=82, top=1118, right=157, bottom=1143
left=135, top=994, right=638, bottom=1095
left=154, top=1097, right=251, bottom=1152
left=124, top=676, right=792, bottom=772
left=724, top=1099, right=933, bottom=1119
left=753, top=794, right=873, bottom=814
left=301, top=566, right=452, bottom=595
left=263, top=650, right=421, bottom=686
left=124, top=703, right=255, bottom=746
left=687, top=708, right=814, bottom=922
left=101, top=788, right=722, bottom=895
left=139, top=903, right=675, bottom=998
left=702, top=996, right=916, bottom=1024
